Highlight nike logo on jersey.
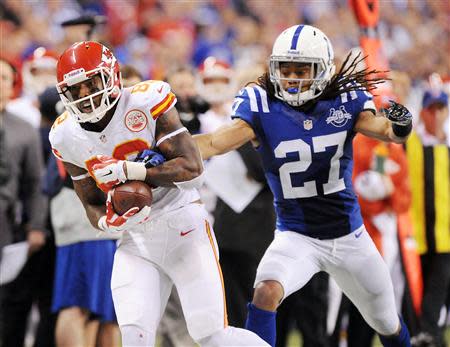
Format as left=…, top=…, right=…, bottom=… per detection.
left=180, top=228, right=195, bottom=236
left=355, top=229, right=363, bottom=238
left=157, top=86, right=164, bottom=94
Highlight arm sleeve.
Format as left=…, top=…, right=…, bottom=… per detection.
left=230, top=88, right=258, bottom=129
left=353, top=90, right=377, bottom=115
left=21, top=128, right=48, bottom=232
left=149, top=81, right=177, bottom=120
left=230, top=87, right=266, bottom=145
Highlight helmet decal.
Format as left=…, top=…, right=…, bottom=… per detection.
left=101, top=45, right=114, bottom=65
left=290, top=25, right=304, bottom=50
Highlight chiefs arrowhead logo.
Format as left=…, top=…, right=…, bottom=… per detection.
left=124, top=109, right=148, bottom=132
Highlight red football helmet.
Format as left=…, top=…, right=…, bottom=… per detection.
left=197, top=57, right=236, bottom=104
left=56, top=41, right=122, bottom=123
left=22, top=47, right=58, bottom=96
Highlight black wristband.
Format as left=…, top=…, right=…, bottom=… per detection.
left=392, top=121, right=412, bottom=138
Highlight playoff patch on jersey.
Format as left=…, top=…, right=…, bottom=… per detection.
left=125, top=109, right=148, bottom=132
left=326, top=106, right=352, bottom=127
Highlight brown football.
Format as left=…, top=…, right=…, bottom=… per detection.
left=111, top=181, right=153, bottom=215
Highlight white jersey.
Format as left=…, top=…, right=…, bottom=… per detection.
left=49, top=80, right=199, bottom=218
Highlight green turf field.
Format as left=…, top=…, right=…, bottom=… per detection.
left=286, top=327, right=450, bottom=346
left=156, top=327, right=450, bottom=347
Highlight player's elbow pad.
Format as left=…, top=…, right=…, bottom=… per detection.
left=174, top=171, right=205, bottom=190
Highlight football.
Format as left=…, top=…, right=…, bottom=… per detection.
left=111, top=181, right=153, bottom=215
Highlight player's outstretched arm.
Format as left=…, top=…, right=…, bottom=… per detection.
left=354, top=101, right=412, bottom=144
left=63, top=161, right=107, bottom=229
left=193, top=119, right=256, bottom=160
left=143, top=107, right=203, bottom=188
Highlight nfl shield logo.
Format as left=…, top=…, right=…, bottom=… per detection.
left=303, top=119, right=313, bottom=130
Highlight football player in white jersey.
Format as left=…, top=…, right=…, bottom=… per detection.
left=49, top=41, right=269, bottom=347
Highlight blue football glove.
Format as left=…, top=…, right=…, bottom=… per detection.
left=135, top=149, right=166, bottom=168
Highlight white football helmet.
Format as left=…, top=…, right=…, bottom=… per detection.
left=269, top=25, right=336, bottom=106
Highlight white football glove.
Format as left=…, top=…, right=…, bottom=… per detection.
left=91, top=155, right=127, bottom=190
left=92, top=155, right=147, bottom=191
left=97, top=190, right=151, bottom=233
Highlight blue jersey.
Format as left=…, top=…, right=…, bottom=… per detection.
left=231, top=85, right=376, bottom=239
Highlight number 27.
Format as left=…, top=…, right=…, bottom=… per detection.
left=274, top=131, right=347, bottom=199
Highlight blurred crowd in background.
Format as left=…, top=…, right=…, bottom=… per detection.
left=2, top=0, right=450, bottom=92
left=0, top=1, right=449, bottom=347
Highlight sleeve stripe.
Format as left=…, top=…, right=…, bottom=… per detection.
left=363, top=99, right=376, bottom=111
left=52, top=148, right=63, bottom=159
left=254, top=86, right=270, bottom=113
left=245, top=87, right=258, bottom=112
left=56, top=159, right=67, bottom=179
left=155, top=95, right=177, bottom=119
left=150, top=92, right=174, bottom=113
left=151, top=93, right=176, bottom=119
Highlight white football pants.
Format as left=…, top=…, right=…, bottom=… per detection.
left=255, top=226, right=400, bottom=336
left=111, top=203, right=268, bottom=347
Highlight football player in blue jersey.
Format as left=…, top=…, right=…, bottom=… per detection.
left=195, top=24, right=412, bottom=347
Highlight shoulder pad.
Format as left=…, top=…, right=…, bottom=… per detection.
left=128, top=80, right=177, bottom=120
left=231, top=86, right=270, bottom=119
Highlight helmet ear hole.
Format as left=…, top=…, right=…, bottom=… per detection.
left=111, top=86, right=120, bottom=97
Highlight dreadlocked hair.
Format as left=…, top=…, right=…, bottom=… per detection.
left=254, top=51, right=388, bottom=107
left=320, top=51, right=388, bottom=99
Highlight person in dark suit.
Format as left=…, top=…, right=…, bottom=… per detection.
left=0, top=57, right=54, bottom=347
left=213, top=142, right=275, bottom=328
